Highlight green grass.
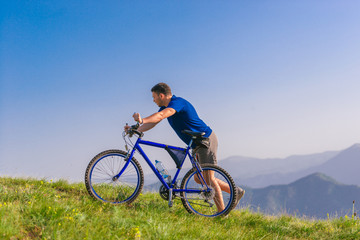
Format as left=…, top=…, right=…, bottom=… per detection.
left=1, top=177, right=360, bottom=239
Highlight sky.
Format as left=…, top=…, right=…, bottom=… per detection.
left=1, top=1, right=360, bottom=181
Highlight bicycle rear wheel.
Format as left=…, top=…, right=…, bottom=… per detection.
left=180, top=164, right=236, bottom=217
left=85, top=149, right=144, bottom=204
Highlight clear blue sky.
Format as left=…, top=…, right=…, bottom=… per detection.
left=1, top=1, right=360, bottom=181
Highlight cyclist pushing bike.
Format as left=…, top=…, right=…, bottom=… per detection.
left=125, top=82, right=245, bottom=212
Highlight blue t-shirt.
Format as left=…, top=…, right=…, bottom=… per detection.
left=159, top=95, right=212, bottom=146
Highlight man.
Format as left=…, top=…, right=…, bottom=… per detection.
left=126, top=83, right=244, bottom=211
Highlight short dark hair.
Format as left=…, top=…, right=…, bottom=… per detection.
left=151, top=83, right=172, bottom=96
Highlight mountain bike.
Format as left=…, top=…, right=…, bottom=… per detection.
left=85, top=123, right=237, bottom=217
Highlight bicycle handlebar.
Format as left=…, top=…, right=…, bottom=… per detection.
left=126, top=122, right=143, bottom=138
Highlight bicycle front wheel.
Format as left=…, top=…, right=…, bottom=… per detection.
left=180, top=164, right=236, bottom=217
left=85, top=149, right=144, bottom=204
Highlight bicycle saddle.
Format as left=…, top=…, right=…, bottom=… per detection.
left=182, top=130, right=205, bottom=138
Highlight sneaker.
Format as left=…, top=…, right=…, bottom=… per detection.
left=233, top=187, right=245, bottom=209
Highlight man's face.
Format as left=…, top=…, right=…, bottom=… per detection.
left=152, top=92, right=164, bottom=107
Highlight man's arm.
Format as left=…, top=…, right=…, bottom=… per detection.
left=144, top=108, right=176, bottom=123
left=138, top=122, right=157, bottom=132
left=133, top=108, right=176, bottom=132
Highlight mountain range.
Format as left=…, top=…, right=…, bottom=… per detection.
left=239, top=172, right=360, bottom=219
left=219, top=143, right=360, bottom=188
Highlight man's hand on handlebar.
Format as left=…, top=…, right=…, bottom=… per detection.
left=124, top=123, right=141, bottom=136
left=124, top=123, right=131, bottom=133
left=123, top=112, right=148, bottom=137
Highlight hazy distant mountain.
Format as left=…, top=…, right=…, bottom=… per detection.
left=219, top=150, right=339, bottom=187
left=232, top=169, right=315, bottom=188
left=222, top=144, right=360, bottom=188
left=219, top=151, right=338, bottom=179
left=239, top=173, right=360, bottom=219
left=316, top=143, right=360, bottom=185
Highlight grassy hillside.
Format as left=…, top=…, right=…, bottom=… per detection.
left=1, top=177, right=359, bottom=240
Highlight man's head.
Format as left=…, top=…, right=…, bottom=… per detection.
left=151, top=83, right=172, bottom=107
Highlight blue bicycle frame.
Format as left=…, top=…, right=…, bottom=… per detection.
left=114, top=136, right=211, bottom=196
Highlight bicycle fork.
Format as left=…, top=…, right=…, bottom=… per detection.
left=112, top=150, right=134, bottom=181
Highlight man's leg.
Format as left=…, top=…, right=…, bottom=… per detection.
left=203, top=169, right=225, bottom=211
left=193, top=132, right=229, bottom=212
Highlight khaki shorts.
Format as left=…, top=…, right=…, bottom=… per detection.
left=192, top=132, right=218, bottom=165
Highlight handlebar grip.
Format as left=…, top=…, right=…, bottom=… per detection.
left=126, top=123, right=143, bottom=138
left=131, top=123, right=140, bottom=130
